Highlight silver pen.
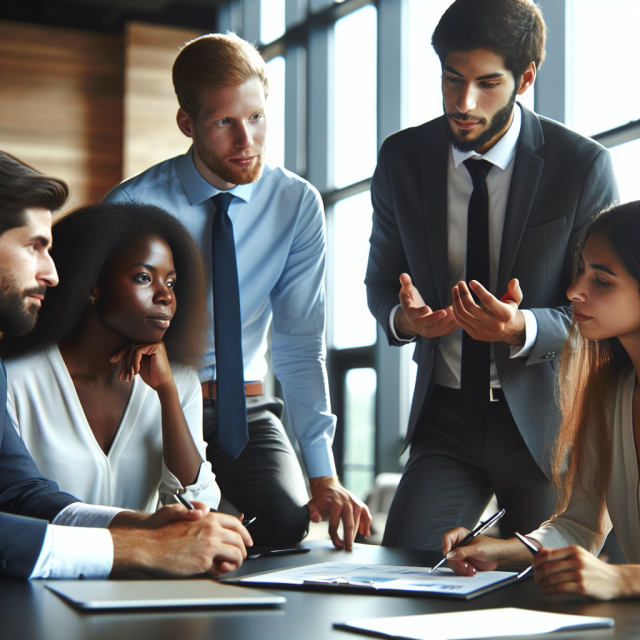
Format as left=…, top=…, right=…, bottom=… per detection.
left=429, top=508, right=505, bottom=573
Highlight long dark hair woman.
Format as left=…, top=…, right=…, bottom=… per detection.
left=439, top=201, right=640, bottom=600
left=1, top=201, right=221, bottom=512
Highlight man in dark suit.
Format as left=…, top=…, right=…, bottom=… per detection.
left=0, top=151, right=252, bottom=579
left=366, top=0, right=619, bottom=551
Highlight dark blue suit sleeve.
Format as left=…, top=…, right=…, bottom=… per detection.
left=0, top=361, right=79, bottom=579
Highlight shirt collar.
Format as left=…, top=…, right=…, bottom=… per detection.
left=452, top=102, right=522, bottom=171
left=176, top=146, right=254, bottom=206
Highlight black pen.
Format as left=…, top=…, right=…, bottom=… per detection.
left=176, top=492, right=195, bottom=510
left=430, top=508, right=506, bottom=573
left=176, top=493, right=256, bottom=527
left=514, top=531, right=540, bottom=554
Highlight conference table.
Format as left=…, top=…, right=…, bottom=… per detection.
left=2, top=540, right=638, bottom=640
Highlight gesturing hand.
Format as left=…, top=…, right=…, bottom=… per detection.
left=394, top=273, right=458, bottom=340
left=307, top=475, right=372, bottom=551
left=451, top=278, right=526, bottom=346
left=111, top=341, right=174, bottom=390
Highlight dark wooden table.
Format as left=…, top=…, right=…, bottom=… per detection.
left=2, top=540, right=638, bottom=640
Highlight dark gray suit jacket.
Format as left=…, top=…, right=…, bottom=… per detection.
left=0, top=361, right=78, bottom=578
left=366, top=106, right=619, bottom=474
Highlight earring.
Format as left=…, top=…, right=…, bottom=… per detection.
left=89, top=295, right=96, bottom=305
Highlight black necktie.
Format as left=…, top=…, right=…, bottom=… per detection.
left=211, top=193, right=249, bottom=460
left=461, top=159, right=493, bottom=426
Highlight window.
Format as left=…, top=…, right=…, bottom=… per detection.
left=260, top=0, right=286, bottom=44
left=407, top=0, right=454, bottom=128
left=265, top=55, right=285, bottom=168
left=572, top=0, right=640, bottom=136
left=329, top=191, right=377, bottom=349
left=609, top=138, right=640, bottom=204
left=333, top=5, right=377, bottom=188
left=343, top=368, right=377, bottom=499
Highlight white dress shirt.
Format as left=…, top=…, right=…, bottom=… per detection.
left=528, top=368, right=640, bottom=563
left=390, top=104, right=538, bottom=388
left=30, top=503, right=121, bottom=579
left=6, top=347, right=220, bottom=512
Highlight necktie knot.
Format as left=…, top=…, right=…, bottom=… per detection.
left=212, top=192, right=235, bottom=213
left=463, top=158, right=493, bottom=187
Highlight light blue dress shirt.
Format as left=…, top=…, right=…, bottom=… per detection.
left=104, top=149, right=336, bottom=478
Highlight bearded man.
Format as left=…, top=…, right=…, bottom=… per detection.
left=365, top=0, right=619, bottom=550
left=104, top=33, right=371, bottom=549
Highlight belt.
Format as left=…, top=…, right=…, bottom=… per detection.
left=201, top=380, right=264, bottom=399
left=433, top=384, right=504, bottom=403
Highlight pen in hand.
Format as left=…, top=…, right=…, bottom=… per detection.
left=176, top=493, right=256, bottom=528
left=176, top=492, right=195, bottom=510
left=430, top=508, right=506, bottom=573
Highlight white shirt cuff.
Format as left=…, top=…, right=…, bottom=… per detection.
left=389, top=305, right=415, bottom=343
left=159, top=460, right=221, bottom=510
left=509, top=309, right=538, bottom=359
left=29, top=525, right=114, bottom=579
left=52, top=502, right=123, bottom=528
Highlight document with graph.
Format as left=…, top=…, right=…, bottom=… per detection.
left=223, top=562, right=524, bottom=600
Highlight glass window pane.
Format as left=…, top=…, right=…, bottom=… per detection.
left=610, top=139, right=640, bottom=204
left=343, top=368, right=377, bottom=500
left=333, top=5, right=377, bottom=188
left=261, top=0, right=286, bottom=44
left=330, top=191, right=377, bottom=349
left=572, top=0, right=640, bottom=136
left=265, top=56, right=285, bottom=169
left=407, top=0, right=454, bottom=128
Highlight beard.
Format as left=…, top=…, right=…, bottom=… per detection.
left=196, top=142, right=266, bottom=186
left=444, top=86, right=518, bottom=153
left=0, top=274, right=45, bottom=337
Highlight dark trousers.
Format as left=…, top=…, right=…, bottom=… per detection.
left=203, top=395, right=310, bottom=546
left=382, top=386, right=557, bottom=551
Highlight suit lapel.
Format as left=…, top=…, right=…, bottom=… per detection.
left=422, top=119, right=451, bottom=309
left=497, top=106, right=545, bottom=293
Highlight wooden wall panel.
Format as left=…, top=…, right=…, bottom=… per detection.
left=0, top=21, right=123, bottom=213
left=124, top=23, right=203, bottom=179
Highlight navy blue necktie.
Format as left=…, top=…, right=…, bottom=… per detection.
left=461, top=159, right=492, bottom=426
left=211, top=193, right=249, bottom=460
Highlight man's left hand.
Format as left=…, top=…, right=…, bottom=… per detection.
left=451, top=278, right=526, bottom=346
left=307, top=476, right=372, bottom=551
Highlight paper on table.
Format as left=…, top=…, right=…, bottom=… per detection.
left=240, top=562, right=517, bottom=596
left=335, top=607, right=614, bottom=640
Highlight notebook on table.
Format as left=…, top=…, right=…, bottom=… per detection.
left=334, top=607, right=614, bottom=639
left=46, top=579, right=286, bottom=611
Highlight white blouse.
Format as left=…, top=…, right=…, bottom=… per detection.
left=6, top=346, right=220, bottom=513
left=528, top=367, right=640, bottom=563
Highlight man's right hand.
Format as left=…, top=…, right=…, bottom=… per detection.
left=394, top=273, right=458, bottom=339
left=110, top=506, right=252, bottom=577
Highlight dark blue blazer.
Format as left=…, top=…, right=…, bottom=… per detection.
left=0, top=360, right=78, bottom=578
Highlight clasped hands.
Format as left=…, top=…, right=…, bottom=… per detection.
left=110, top=501, right=253, bottom=578
left=394, top=273, right=526, bottom=347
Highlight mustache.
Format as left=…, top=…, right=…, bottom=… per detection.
left=23, top=285, right=47, bottom=298
left=446, top=112, right=487, bottom=125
